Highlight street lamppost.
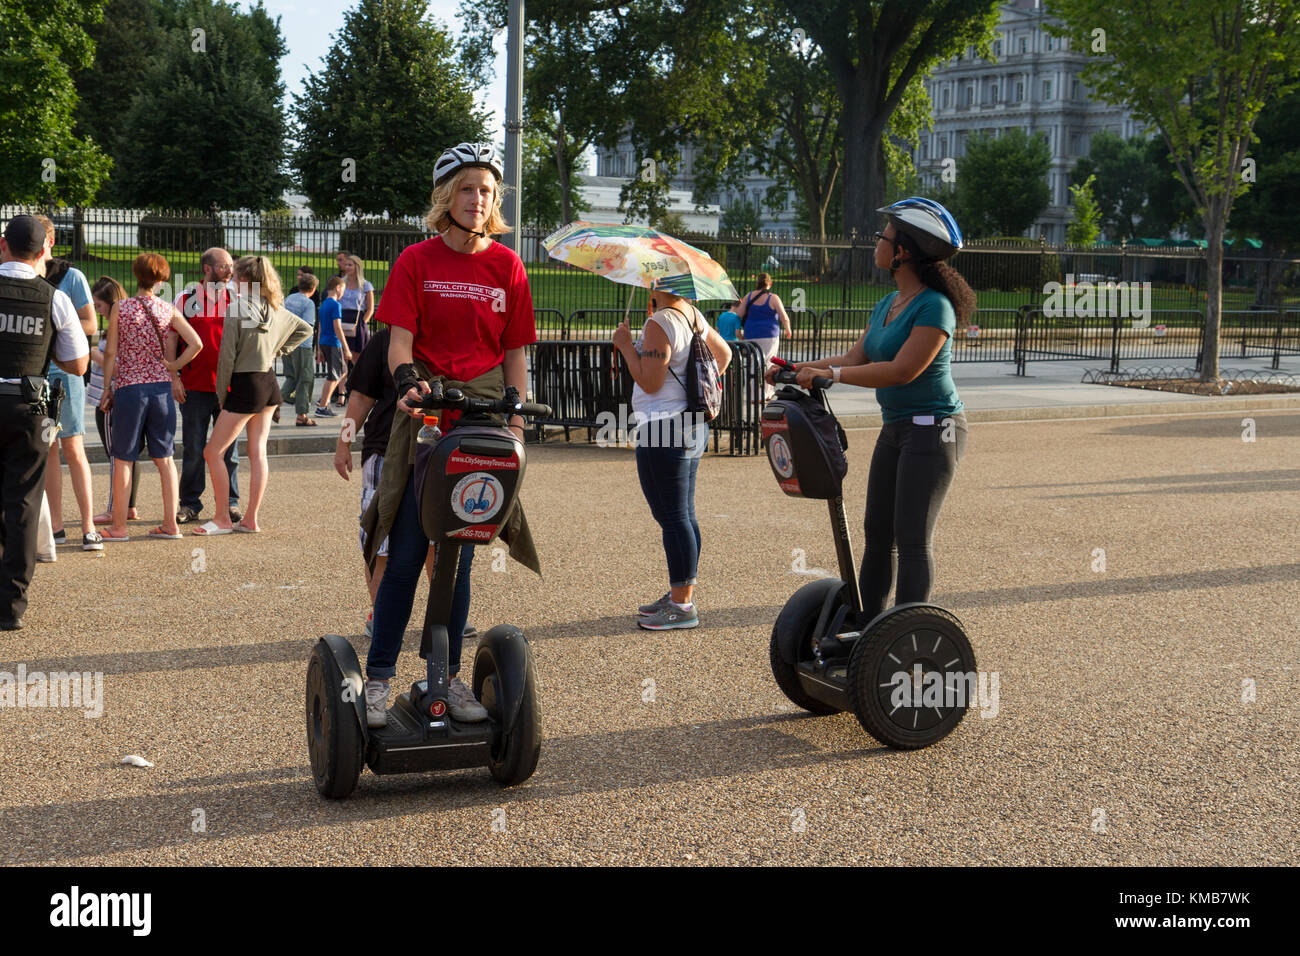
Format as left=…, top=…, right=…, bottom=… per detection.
left=502, top=0, right=524, bottom=252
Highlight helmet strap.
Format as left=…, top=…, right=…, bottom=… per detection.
left=447, top=213, right=488, bottom=247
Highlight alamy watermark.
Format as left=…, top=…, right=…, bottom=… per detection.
left=594, top=405, right=710, bottom=457
left=0, top=664, right=103, bottom=718
left=1043, top=274, right=1153, bottom=327
left=887, top=666, right=1000, bottom=719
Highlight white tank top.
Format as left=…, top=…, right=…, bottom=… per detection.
left=630, top=305, right=703, bottom=422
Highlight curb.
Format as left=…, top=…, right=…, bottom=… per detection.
left=837, top=394, right=1300, bottom=429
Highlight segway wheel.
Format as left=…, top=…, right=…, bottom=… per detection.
left=306, top=643, right=365, bottom=798
left=769, top=578, right=844, bottom=715
left=473, top=643, right=541, bottom=786
left=847, top=605, right=977, bottom=749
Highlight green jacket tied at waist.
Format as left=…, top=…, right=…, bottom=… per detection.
left=359, top=360, right=540, bottom=577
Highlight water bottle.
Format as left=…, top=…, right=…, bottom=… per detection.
left=417, top=415, right=442, bottom=446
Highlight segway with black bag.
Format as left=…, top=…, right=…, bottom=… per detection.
left=306, top=383, right=552, bottom=797
left=763, top=357, right=977, bottom=749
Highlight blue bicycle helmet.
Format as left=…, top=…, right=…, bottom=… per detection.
left=876, top=197, right=963, bottom=260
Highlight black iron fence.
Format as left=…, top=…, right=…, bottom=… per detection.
left=1013, top=306, right=1300, bottom=374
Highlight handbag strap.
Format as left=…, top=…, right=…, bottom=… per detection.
left=135, top=294, right=171, bottom=362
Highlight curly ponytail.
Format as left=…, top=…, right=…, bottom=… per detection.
left=893, top=230, right=976, bottom=327
left=917, top=260, right=976, bottom=328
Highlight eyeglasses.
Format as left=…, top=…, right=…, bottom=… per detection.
left=873, top=232, right=895, bottom=245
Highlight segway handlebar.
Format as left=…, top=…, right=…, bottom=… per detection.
left=416, top=381, right=552, bottom=419
left=770, top=356, right=834, bottom=391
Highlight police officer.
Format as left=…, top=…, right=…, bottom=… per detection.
left=0, top=215, right=89, bottom=631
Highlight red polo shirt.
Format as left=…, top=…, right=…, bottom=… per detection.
left=177, top=287, right=230, bottom=392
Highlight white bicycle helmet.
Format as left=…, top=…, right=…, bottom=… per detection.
left=433, top=142, right=504, bottom=186
left=876, top=197, right=963, bottom=260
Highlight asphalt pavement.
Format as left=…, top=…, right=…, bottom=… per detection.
left=4, top=374, right=1297, bottom=864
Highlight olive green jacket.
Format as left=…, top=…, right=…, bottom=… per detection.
left=359, top=360, right=540, bottom=577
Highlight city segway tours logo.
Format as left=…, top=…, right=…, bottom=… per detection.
left=451, top=472, right=504, bottom=523
left=887, top=665, right=1000, bottom=718
left=768, top=434, right=794, bottom=479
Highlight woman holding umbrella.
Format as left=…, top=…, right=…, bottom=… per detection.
left=613, top=281, right=732, bottom=630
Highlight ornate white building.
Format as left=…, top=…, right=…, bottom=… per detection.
left=916, top=0, right=1145, bottom=243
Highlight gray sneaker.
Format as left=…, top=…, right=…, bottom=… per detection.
left=448, top=677, right=489, bottom=722
left=82, top=531, right=104, bottom=551
left=638, top=592, right=671, bottom=616
left=365, top=679, right=389, bottom=728
left=638, top=603, right=699, bottom=630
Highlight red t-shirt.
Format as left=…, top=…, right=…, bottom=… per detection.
left=378, top=236, right=537, bottom=382
left=177, top=287, right=230, bottom=392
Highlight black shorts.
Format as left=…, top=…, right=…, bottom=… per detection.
left=224, top=370, right=282, bottom=414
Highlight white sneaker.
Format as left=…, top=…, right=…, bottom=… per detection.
left=364, top=679, right=390, bottom=728
left=447, top=677, right=489, bottom=723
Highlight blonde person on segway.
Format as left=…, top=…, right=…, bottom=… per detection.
left=771, top=197, right=974, bottom=626
left=361, top=143, right=539, bottom=729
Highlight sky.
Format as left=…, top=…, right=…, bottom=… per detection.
left=258, top=0, right=510, bottom=134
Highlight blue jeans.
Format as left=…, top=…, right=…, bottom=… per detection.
left=179, top=389, right=239, bottom=513
left=367, top=473, right=474, bottom=680
left=635, top=416, right=707, bottom=587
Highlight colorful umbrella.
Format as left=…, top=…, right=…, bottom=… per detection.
left=542, top=221, right=739, bottom=303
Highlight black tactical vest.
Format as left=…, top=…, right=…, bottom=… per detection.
left=0, top=272, right=58, bottom=379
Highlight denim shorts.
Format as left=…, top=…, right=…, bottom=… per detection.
left=47, top=365, right=86, bottom=439
left=110, top=381, right=175, bottom=461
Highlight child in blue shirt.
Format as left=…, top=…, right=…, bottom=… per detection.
left=314, top=276, right=350, bottom=416
left=715, top=302, right=741, bottom=342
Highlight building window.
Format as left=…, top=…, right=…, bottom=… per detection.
left=994, top=39, right=1002, bottom=56
left=1020, top=36, right=1028, bottom=54
left=964, top=84, right=974, bottom=106
left=1046, top=35, right=1054, bottom=52
left=1015, top=80, right=1025, bottom=102
left=990, top=83, right=999, bottom=104
left=940, top=135, right=949, bottom=157
left=941, top=87, right=950, bottom=109
left=1042, top=79, right=1053, bottom=100
left=921, top=138, right=929, bottom=160
left=1072, top=78, right=1080, bottom=100
left=1069, top=132, right=1081, bottom=155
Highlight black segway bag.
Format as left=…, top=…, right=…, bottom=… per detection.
left=760, top=390, right=848, bottom=500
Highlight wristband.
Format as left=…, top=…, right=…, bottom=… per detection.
left=393, top=362, right=421, bottom=399
left=832, top=366, right=842, bottom=384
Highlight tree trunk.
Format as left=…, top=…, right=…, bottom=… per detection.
left=1200, top=204, right=1226, bottom=382
left=71, top=206, right=86, bottom=261
left=836, top=88, right=885, bottom=280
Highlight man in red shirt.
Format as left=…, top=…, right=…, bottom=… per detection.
left=169, top=247, right=241, bottom=524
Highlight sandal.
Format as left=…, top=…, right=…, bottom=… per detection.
left=147, top=527, right=183, bottom=540
left=192, top=521, right=233, bottom=536
left=296, top=417, right=318, bottom=427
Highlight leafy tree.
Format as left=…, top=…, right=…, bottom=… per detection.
left=112, top=0, right=289, bottom=210
left=1069, top=132, right=1151, bottom=240
left=954, top=128, right=1051, bottom=238
left=73, top=0, right=166, bottom=204
left=721, top=200, right=764, bottom=234
left=460, top=2, right=627, bottom=227
left=0, top=0, right=112, bottom=205
left=618, top=151, right=678, bottom=225
left=779, top=0, right=1001, bottom=272
left=1139, top=136, right=1201, bottom=240
left=1230, top=87, right=1300, bottom=303
left=521, top=129, right=589, bottom=227
left=294, top=0, right=487, bottom=219
left=1066, top=173, right=1101, bottom=245
left=1049, top=0, right=1300, bottom=380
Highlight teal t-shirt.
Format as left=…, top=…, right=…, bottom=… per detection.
left=862, top=288, right=964, bottom=424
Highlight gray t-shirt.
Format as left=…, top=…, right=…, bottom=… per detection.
left=283, top=292, right=317, bottom=350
